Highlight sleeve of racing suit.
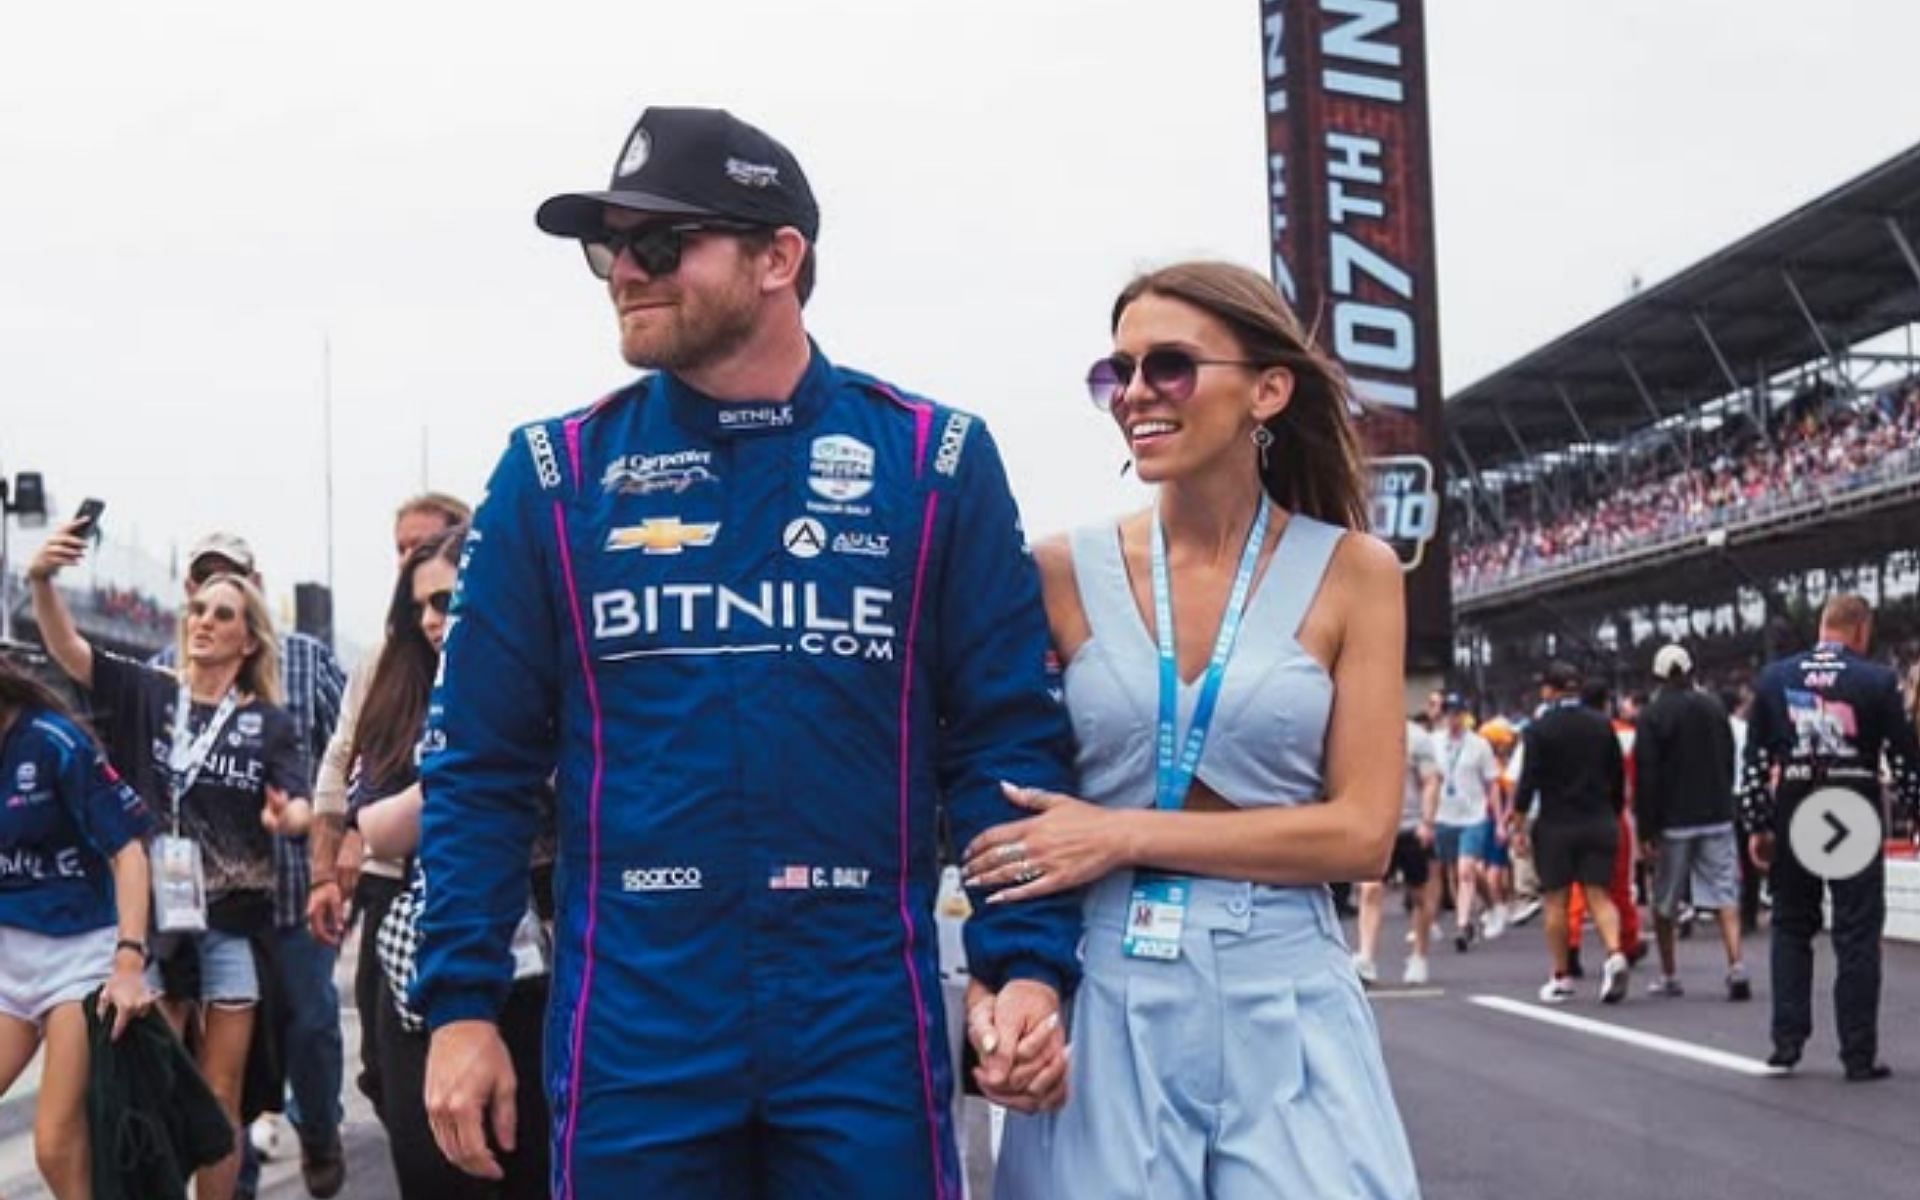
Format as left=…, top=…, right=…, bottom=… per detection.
left=415, top=434, right=561, bottom=1029
left=934, top=420, right=1082, bottom=999
left=1740, top=668, right=1784, bottom=831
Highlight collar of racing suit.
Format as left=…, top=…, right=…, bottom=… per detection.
left=662, top=338, right=836, bottom=441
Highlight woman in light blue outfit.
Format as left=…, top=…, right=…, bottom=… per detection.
left=966, top=261, right=1420, bottom=1198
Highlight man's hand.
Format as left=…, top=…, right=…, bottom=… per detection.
left=1640, top=838, right=1660, bottom=863
left=1414, top=820, right=1434, bottom=850
left=1748, top=832, right=1775, bottom=869
left=965, top=978, right=1067, bottom=1114
left=426, top=1020, right=516, bottom=1180
left=307, top=879, right=345, bottom=946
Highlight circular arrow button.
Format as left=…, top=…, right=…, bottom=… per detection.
left=1787, top=788, right=1882, bottom=880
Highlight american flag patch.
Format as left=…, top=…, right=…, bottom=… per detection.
left=768, top=865, right=811, bottom=890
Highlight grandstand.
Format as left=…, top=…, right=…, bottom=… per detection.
left=1445, top=142, right=1920, bottom=707
left=0, top=524, right=179, bottom=662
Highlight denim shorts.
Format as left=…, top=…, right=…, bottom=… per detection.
left=0, top=924, right=117, bottom=1026
left=146, top=927, right=260, bottom=1005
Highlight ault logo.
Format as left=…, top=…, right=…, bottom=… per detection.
left=606, top=518, right=721, bottom=555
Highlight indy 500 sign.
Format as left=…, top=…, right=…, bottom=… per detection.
left=1260, top=0, right=1450, bottom=669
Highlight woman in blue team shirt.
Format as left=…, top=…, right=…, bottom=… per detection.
left=29, top=521, right=311, bottom=1200
left=0, top=656, right=154, bottom=1199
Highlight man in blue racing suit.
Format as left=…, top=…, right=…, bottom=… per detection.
left=413, top=106, right=1080, bottom=1199
left=1743, top=593, right=1920, bottom=1081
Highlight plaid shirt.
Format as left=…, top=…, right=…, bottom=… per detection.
left=153, top=632, right=346, bottom=927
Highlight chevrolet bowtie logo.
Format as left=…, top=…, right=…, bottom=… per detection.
left=606, top=518, right=721, bottom=555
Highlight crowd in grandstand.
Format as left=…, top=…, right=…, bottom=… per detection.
left=1455, top=377, right=1920, bottom=592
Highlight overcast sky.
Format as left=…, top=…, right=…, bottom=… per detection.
left=6, top=0, right=1919, bottom=653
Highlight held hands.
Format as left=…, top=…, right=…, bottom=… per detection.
left=961, top=783, right=1129, bottom=902
left=427, top=1020, right=518, bottom=1180
left=965, top=978, right=1068, bottom=1114
left=261, top=787, right=312, bottom=836
left=26, top=522, right=92, bottom=583
left=307, top=878, right=347, bottom=946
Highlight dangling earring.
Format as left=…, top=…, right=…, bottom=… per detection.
left=1251, top=426, right=1274, bottom=471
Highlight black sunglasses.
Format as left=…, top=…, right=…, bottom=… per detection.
left=1085, top=348, right=1259, bottom=411
left=423, top=590, right=454, bottom=616
left=581, top=219, right=764, bottom=281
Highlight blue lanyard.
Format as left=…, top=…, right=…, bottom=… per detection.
left=1151, top=500, right=1272, bottom=811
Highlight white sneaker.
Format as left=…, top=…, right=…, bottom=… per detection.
left=1511, top=898, right=1543, bottom=926
left=1402, top=955, right=1430, bottom=986
left=1647, top=975, right=1684, bottom=998
left=1353, top=955, right=1379, bottom=986
left=1482, top=904, right=1508, bottom=941
left=1601, top=952, right=1630, bottom=1004
left=1538, top=976, right=1576, bottom=1004
left=249, top=1113, right=290, bottom=1161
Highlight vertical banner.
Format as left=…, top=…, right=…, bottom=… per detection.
left=1260, top=0, right=1451, bottom=672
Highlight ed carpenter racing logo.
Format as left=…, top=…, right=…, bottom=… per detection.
left=602, top=449, right=718, bottom=496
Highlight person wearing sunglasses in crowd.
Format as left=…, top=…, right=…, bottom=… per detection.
left=29, top=524, right=312, bottom=1200
left=972, top=262, right=1419, bottom=1199
left=413, top=106, right=1078, bottom=1198
left=0, top=656, right=154, bottom=1200
left=152, top=533, right=349, bottom=1199
left=306, top=492, right=470, bottom=1131
left=339, top=526, right=553, bottom=1197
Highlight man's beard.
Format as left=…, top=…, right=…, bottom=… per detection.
left=620, top=272, right=760, bottom=375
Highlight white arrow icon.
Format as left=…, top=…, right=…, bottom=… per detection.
left=1787, top=788, right=1882, bottom=880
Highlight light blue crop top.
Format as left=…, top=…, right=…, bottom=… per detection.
left=1062, top=512, right=1345, bottom=812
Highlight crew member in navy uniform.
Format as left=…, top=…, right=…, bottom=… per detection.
left=1743, top=594, right=1920, bottom=1080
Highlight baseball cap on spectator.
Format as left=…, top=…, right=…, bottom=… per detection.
left=1652, top=644, right=1694, bottom=680
left=1440, top=692, right=1469, bottom=713
left=535, top=107, right=820, bottom=242
left=1537, top=660, right=1582, bottom=691
left=187, top=532, right=256, bottom=578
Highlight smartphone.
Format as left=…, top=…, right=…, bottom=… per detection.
left=72, top=497, right=105, bottom=540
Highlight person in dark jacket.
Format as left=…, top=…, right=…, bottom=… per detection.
left=1744, top=595, right=1920, bottom=1080
left=1511, top=661, right=1631, bottom=1005
left=1635, top=645, right=1749, bottom=1000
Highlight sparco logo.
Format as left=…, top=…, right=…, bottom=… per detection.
left=622, top=866, right=703, bottom=893
left=524, top=426, right=562, bottom=490
left=934, top=412, right=973, bottom=477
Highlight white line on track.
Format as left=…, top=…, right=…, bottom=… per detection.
left=1367, top=988, right=1447, bottom=1000
left=1469, top=994, right=1783, bottom=1077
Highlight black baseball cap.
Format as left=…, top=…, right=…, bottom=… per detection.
left=536, top=107, right=820, bottom=243
left=1440, top=692, right=1469, bottom=713
left=1537, top=660, right=1583, bottom=691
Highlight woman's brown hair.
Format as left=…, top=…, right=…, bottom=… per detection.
left=350, top=526, right=466, bottom=793
left=1112, top=261, right=1371, bottom=530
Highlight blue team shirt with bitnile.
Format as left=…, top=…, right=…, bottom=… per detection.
left=0, top=708, right=152, bottom=936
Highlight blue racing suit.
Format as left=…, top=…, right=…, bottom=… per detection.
left=415, top=344, right=1081, bottom=1199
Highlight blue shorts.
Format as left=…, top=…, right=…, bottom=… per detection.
left=146, top=927, right=260, bottom=1005
left=1434, top=823, right=1471, bottom=864
left=1462, top=817, right=1510, bottom=869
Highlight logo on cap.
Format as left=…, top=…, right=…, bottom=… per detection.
left=618, top=128, right=652, bottom=178
left=725, top=158, right=780, bottom=189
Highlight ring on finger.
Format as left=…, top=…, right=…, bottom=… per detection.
left=996, top=842, right=1027, bottom=865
